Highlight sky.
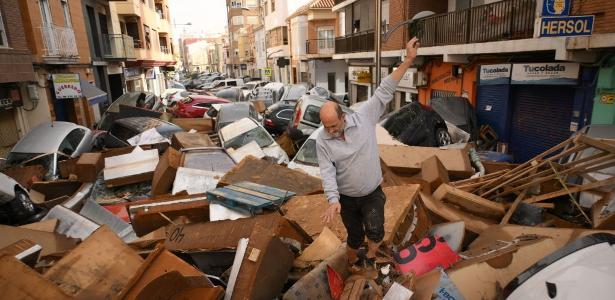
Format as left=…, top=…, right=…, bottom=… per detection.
left=169, top=0, right=228, bottom=36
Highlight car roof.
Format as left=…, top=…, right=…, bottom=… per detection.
left=219, top=117, right=259, bottom=141
left=263, top=82, right=284, bottom=89
left=218, top=102, right=252, bottom=122
left=11, top=121, right=89, bottom=154
left=188, top=94, right=230, bottom=103
left=114, top=117, right=182, bottom=133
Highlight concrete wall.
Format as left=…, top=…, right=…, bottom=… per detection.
left=312, top=60, right=348, bottom=95
left=290, top=16, right=308, bottom=58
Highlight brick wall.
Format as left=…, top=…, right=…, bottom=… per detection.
left=571, top=0, right=615, bottom=34
left=382, top=0, right=448, bottom=51
left=0, top=0, right=35, bottom=83
left=308, top=19, right=336, bottom=40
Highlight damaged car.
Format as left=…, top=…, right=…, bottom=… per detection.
left=5, top=122, right=93, bottom=180
left=0, top=173, right=45, bottom=225
left=219, top=117, right=289, bottom=164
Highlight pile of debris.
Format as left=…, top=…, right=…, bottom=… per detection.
left=1, top=127, right=615, bottom=300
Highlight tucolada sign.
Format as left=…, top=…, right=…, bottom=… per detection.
left=479, top=64, right=511, bottom=85
left=511, top=63, right=579, bottom=85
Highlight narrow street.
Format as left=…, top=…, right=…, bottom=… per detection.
left=0, top=0, right=614, bottom=299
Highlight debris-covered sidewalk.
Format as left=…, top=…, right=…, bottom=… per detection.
left=1, top=123, right=615, bottom=300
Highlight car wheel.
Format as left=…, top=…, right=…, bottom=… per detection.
left=436, top=128, right=452, bottom=146
left=11, top=189, right=36, bottom=218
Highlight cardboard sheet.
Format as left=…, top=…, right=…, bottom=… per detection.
left=379, top=144, right=473, bottom=178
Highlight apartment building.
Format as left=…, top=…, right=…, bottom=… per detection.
left=18, top=0, right=101, bottom=128
left=82, top=0, right=135, bottom=113
left=226, top=0, right=262, bottom=78
left=0, top=0, right=37, bottom=147
left=109, top=0, right=176, bottom=97
left=181, top=36, right=226, bottom=73
left=287, top=0, right=347, bottom=95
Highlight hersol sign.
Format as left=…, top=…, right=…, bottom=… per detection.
left=511, top=63, right=579, bottom=85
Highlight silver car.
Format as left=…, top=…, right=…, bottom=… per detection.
left=5, top=122, right=93, bottom=180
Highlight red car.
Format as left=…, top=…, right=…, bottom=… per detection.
left=175, top=95, right=231, bottom=118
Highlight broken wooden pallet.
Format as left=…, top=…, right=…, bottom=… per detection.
left=206, top=181, right=295, bottom=214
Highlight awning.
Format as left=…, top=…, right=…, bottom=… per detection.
left=80, top=78, right=108, bottom=105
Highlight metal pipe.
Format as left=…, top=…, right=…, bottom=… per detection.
left=375, top=0, right=382, bottom=90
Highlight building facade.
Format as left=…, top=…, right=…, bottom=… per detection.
left=226, top=0, right=262, bottom=78
left=109, top=0, right=176, bottom=97
left=0, top=0, right=37, bottom=147
left=19, top=0, right=100, bottom=128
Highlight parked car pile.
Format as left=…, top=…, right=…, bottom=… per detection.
left=1, top=80, right=615, bottom=299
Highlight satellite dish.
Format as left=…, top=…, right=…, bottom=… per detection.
left=411, top=11, right=436, bottom=21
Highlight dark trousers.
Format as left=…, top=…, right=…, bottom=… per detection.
left=339, top=186, right=386, bottom=249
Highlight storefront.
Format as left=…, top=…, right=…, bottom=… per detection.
left=476, top=63, right=597, bottom=163
left=348, top=66, right=372, bottom=105
left=395, top=67, right=421, bottom=111
left=124, top=67, right=143, bottom=93
left=417, top=61, right=478, bottom=106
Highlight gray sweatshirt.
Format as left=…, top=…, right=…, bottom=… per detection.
left=316, top=75, right=398, bottom=203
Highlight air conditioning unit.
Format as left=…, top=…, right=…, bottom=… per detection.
left=404, top=69, right=427, bottom=88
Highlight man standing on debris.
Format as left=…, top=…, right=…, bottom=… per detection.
left=317, top=37, right=420, bottom=268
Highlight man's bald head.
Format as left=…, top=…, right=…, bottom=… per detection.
left=320, top=101, right=345, bottom=138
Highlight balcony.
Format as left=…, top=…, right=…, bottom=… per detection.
left=103, top=34, right=136, bottom=60
left=306, top=39, right=335, bottom=56
left=160, top=45, right=170, bottom=54
left=334, top=30, right=374, bottom=54
left=39, top=26, right=79, bottom=58
left=414, top=0, right=536, bottom=47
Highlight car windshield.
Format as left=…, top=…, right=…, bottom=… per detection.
left=224, top=127, right=274, bottom=149
left=294, top=139, right=318, bottom=166
left=283, top=86, right=307, bottom=101
left=6, top=152, right=43, bottom=167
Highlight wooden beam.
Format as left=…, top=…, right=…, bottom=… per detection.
left=500, top=189, right=528, bottom=224
left=525, top=176, right=615, bottom=204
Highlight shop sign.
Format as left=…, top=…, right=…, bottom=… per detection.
left=511, top=63, right=579, bottom=85
left=540, top=15, right=594, bottom=37
left=124, top=67, right=140, bottom=79
left=601, top=92, right=615, bottom=104
left=349, top=66, right=371, bottom=84
left=145, top=69, right=156, bottom=79
left=263, top=68, right=272, bottom=77
left=542, top=0, right=571, bottom=17
left=479, top=64, right=511, bottom=85
left=52, top=74, right=82, bottom=99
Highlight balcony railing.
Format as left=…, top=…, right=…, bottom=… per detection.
left=414, top=0, right=536, bottom=47
left=103, top=34, right=135, bottom=60
left=39, top=25, right=78, bottom=58
left=306, top=39, right=335, bottom=55
left=160, top=45, right=170, bottom=54
left=335, top=30, right=374, bottom=54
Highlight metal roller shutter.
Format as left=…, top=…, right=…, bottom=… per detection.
left=509, top=85, right=575, bottom=163
left=477, top=84, right=511, bottom=142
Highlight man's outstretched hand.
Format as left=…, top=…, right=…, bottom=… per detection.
left=405, top=37, right=420, bottom=62
left=322, top=202, right=341, bottom=223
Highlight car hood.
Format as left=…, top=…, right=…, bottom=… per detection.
left=262, top=144, right=289, bottom=165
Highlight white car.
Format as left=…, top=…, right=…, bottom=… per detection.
left=288, top=124, right=403, bottom=178
left=0, top=172, right=40, bottom=225
left=219, top=117, right=289, bottom=164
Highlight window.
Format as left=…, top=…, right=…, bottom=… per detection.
left=317, top=27, right=334, bottom=49
left=59, top=129, right=86, bottom=155
left=194, top=103, right=212, bottom=108
left=304, top=105, right=321, bottom=124
left=61, top=0, right=72, bottom=27
left=228, top=81, right=237, bottom=86
left=0, top=11, right=8, bottom=47
left=328, top=73, right=336, bottom=93
left=382, top=0, right=389, bottom=31
left=246, top=16, right=259, bottom=25
left=276, top=109, right=293, bottom=121
left=232, top=16, right=244, bottom=26
left=270, top=0, right=275, bottom=13
left=144, top=25, right=151, bottom=49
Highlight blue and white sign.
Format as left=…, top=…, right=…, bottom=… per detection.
left=540, top=15, right=594, bottom=37
left=542, top=0, right=571, bottom=17
left=511, top=63, right=579, bottom=85
left=479, top=64, right=511, bottom=85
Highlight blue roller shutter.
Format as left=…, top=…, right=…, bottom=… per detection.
left=476, top=84, right=511, bottom=142
left=509, top=85, right=575, bottom=163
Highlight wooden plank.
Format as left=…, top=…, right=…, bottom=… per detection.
left=234, top=181, right=296, bottom=199
left=500, top=189, right=528, bottom=224
left=525, top=176, right=615, bottom=204
left=435, top=184, right=506, bottom=219
left=420, top=191, right=495, bottom=234
left=576, top=135, right=615, bottom=154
